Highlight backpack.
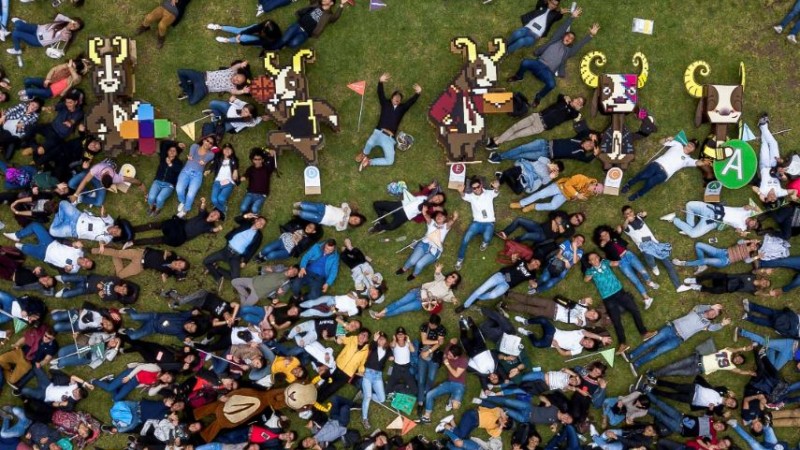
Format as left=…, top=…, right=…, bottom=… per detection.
left=509, top=92, right=529, bottom=118
left=496, top=240, right=533, bottom=265
left=109, top=401, right=137, bottom=428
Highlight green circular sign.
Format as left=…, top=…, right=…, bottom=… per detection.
left=712, top=139, right=757, bottom=190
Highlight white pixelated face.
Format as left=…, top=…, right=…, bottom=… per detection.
left=98, top=54, right=122, bottom=94
left=600, top=74, right=638, bottom=113
left=706, top=84, right=743, bottom=124
left=473, top=55, right=498, bottom=88
left=271, top=68, right=298, bottom=104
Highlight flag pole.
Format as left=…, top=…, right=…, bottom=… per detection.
left=357, top=93, right=365, bottom=132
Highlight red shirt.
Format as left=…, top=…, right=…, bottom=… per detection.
left=135, top=370, right=159, bottom=385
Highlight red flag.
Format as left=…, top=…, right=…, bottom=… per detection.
left=400, top=417, right=417, bottom=436
left=347, top=80, right=366, bottom=96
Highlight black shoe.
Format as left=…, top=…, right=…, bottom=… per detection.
left=177, top=93, right=188, bottom=101
left=160, top=288, right=177, bottom=299
left=134, top=25, right=150, bottom=36
left=156, top=36, right=165, bottom=49
left=530, top=98, right=541, bottom=110
left=454, top=305, right=465, bottom=314
left=620, top=184, right=630, bottom=194
left=506, top=75, right=523, bottom=84
left=487, top=151, right=501, bottom=164
left=484, top=137, right=498, bottom=150
left=395, top=268, right=405, bottom=275
left=406, top=273, right=416, bottom=282
left=494, top=171, right=503, bottom=181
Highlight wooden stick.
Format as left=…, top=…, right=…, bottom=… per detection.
left=446, top=161, right=482, bottom=165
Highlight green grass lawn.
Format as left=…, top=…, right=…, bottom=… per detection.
left=2, top=0, right=800, bottom=448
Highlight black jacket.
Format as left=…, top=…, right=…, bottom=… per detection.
left=520, top=0, right=564, bottom=37
left=225, top=216, right=263, bottom=262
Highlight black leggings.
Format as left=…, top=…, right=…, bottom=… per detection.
left=372, top=200, right=408, bottom=232
left=603, top=290, right=647, bottom=344
left=459, top=319, right=488, bottom=359
left=652, top=379, right=696, bottom=404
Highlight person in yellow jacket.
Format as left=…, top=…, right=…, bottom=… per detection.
left=435, top=406, right=511, bottom=449
left=511, top=173, right=603, bottom=213
left=316, top=327, right=370, bottom=400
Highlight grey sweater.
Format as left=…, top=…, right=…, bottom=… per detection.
left=533, top=17, right=593, bottom=78
left=673, top=305, right=723, bottom=341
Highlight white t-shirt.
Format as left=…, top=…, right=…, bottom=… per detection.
left=722, top=206, right=751, bottom=230
left=421, top=221, right=450, bottom=252
left=463, top=190, right=499, bottom=223
left=402, top=195, right=426, bottom=220
left=45, top=384, right=78, bottom=403
left=524, top=13, right=549, bottom=37
left=553, top=304, right=587, bottom=326
left=44, top=242, right=84, bottom=273
left=655, top=141, right=697, bottom=179
left=468, top=350, right=496, bottom=375
left=692, top=385, right=723, bottom=407
left=759, top=167, right=789, bottom=198
left=320, top=203, right=351, bottom=231
left=75, top=213, right=115, bottom=243
left=553, top=329, right=584, bottom=356
left=546, top=371, right=571, bottom=390
left=214, top=159, right=234, bottom=184
left=3, top=119, right=23, bottom=137
left=334, top=295, right=359, bottom=316
left=230, top=326, right=263, bottom=345
left=623, top=216, right=658, bottom=247
left=393, top=341, right=411, bottom=365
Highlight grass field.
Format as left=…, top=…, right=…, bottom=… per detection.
left=2, top=0, right=800, bottom=448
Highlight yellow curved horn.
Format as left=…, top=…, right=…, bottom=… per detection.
left=633, top=52, right=649, bottom=89
left=88, top=37, right=104, bottom=65
left=292, top=49, right=315, bottom=73
left=579, top=51, right=606, bottom=89
left=111, top=36, right=128, bottom=64
left=739, top=61, right=746, bottom=90
left=684, top=60, right=710, bottom=98
left=263, top=53, right=281, bottom=76
left=450, top=37, right=477, bottom=62
left=489, top=37, right=506, bottom=63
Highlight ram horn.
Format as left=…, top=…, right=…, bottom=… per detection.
left=450, top=37, right=477, bottom=62
left=579, top=51, right=606, bottom=89
left=292, top=49, right=315, bottom=73
left=739, top=61, right=746, bottom=90
left=684, top=60, right=710, bottom=99
left=111, top=36, right=128, bottom=64
left=633, top=52, right=649, bottom=89
left=88, top=37, right=104, bottom=65
left=263, top=53, right=281, bottom=76
left=488, top=37, right=506, bottom=63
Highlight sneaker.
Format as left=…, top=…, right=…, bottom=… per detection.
left=5, top=48, right=21, bottom=55
left=176, top=210, right=187, bottom=218
left=726, top=419, right=738, bottom=428
left=177, top=93, right=188, bottom=101
left=522, top=204, right=536, bottom=213
left=471, top=398, right=482, bottom=405
left=683, top=277, right=696, bottom=284
left=789, top=34, right=798, bottom=44
left=620, top=184, right=630, bottom=194
left=529, top=98, right=541, bottom=110
left=361, top=419, right=371, bottom=430
left=672, top=258, right=686, bottom=266
left=445, top=400, right=453, bottom=412
left=454, top=259, right=463, bottom=270
left=509, top=202, right=522, bottom=209
left=494, top=171, right=503, bottom=181
left=694, top=265, right=708, bottom=275
left=642, top=330, right=658, bottom=341
left=651, top=266, right=660, bottom=276
left=659, top=212, right=676, bottom=222
left=516, top=326, right=531, bottom=336
left=215, top=36, right=228, bottom=43
left=643, top=297, right=654, bottom=310
left=758, top=113, right=770, bottom=127
left=416, top=416, right=431, bottom=424
left=742, top=299, right=750, bottom=313
left=206, top=23, right=222, bottom=30
left=647, top=280, right=659, bottom=290
left=416, top=404, right=424, bottom=417
left=256, top=3, right=264, bottom=16
left=589, top=424, right=599, bottom=437
left=506, top=75, right=522, bottom=83
left=484, top=137, right=498, bottom=150
left=435, top=415, right=454, bottom=432
left=0, top=29, right=9, bottom=42
left=774, top=25, right=784, bottom=33
left=454, top=305, right=465, bottom=314
left=646, top=370, right=657, bottom=385
left=676, top=284, right=693, bottom=293
left=514, top=315, right=527, bottom=324
left=479, top=242, right=489, bottom=252
left=3, top=232, right=18, bottom=242
left=733, top=326, right=739, bottom=343
left=134, top=25, right=150, bottom=36
left=487, top=152, right=501, bottom=164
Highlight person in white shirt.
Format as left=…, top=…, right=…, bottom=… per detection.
left=660, top=202, right=760, bottom=239
left=621, top=137, right=706, bottom=201
left=455, top=177, right=500, bottom=271
left=297, top=292, right=370, bottom=318
left=752, top=114, right=798, bottom=204
left=517, top=317, right=611, bottom=356
left=207, top=96, right=263, bottom=134
left=619, top=205, right=681, bottom=289
left=19, top=366, right=93, bottom=408
left=49, top=201, right=123, bottom=244
left=6, top=222, right=94, bottom=274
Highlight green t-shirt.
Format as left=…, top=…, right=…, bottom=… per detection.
left=586, top=259, right=622, bottom=299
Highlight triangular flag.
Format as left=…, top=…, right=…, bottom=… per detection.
left=386, top=415, right=404, bottom=430
left=400, top=417, right=417, bottom=436
left=741, top=123, right=756, bottom=142
left=369, top=0, right=386, bottom=11
left=673, top=130, right=688, bottom=146
left=181, top=123, right=196, bottom=141
left=347, top=80, right=366, bottom=96
left=598, top=348, right=616, bottom=367
left=13, top=318, right=27, bottom=334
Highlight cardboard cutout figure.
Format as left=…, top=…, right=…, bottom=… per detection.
left=580, top=51, right=650, bottom=170
left=429, top=37, right=511, bottom=162
left=84, top=36, right=138, bottom=157
left=252, top=49, right=340, bottom=165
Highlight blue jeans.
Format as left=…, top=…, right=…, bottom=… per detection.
left=629, top=324, right=682, bottom=368
left=739, top=328, right=797, bottom=370
left=147, top=180, right=175, bottom=210
left=643, top=252, right=681, bottom=288
left=210, top=180, right=235, bottom=214
left=240, top=192, right=267, bottom=214
left=624, top=162, right=668, bottom=200
left=416, top=354, right=439, bottom=405
left=780, top=0, right=800, bottom=35
left=524, top=317, right=556, bottom=348
left=673, top=201, right=717, bottom=238
left=259, top=239, right=291, bottom=260
left=297, top=201, right=326, bottom=223
left=299, top=296, right=338, bottom=318
left=361, top=368, right=386, bottom=420
left=592, top=430, right=625, bottom=450
left=502, top=217, right=546, bottom=243
left=481, top=396, right=531, bottom=423
left=15, top=222, right=54, bottom=262
left=544, top=425, right=579, bottom=450
left=209, top=100, right=234, bottom=133
left=403, top=242, right=440, bottom=276
left=54, top=344, right=92, bottom=368
left=445, top=431, right=481, bottom=450
left=52, top=309, right=79, bottom=333
left=362, top=129, right=396, bottom=166
left=11, top=21, right=41, bottom=51
left=217, top=25, right=260, bottom=44
left=258, top=0, right=292, bottom=13
left=175, top=169, right=204, bottom=213
left=20, top=367, right=51, bottom=400
left=23, top=78, right=53, bottom=99
left=239, top=305, right=267, bottom=324
left=49, top=201, right=81, bottom=238
left=269, top=22, right=308, bottom=50
left=602, top=398, right=628, bottom=427
left=732, top=424, right=778, bottom=450
left=385, top=289, right=422, bottom=317
left=519, top=183, right=566, bottom=211
left=177, top=69, right=209, bottom=105
left=290, top=272, right=325, bottom=300
left=424, top=381, right=465, bottom=413
left=515, top=59, right=557, bottom=102
left=94, top=368, right=139, bottom=402
left=68, top=171, right=106, bottom=206
left=760, top=256, right=800, bottom=292
left=0, top=407, right=30, bottom=439
left=537, top=266, right=567, bottom=292
left=499, top=138, right=550, bottom=161
left=56, top=275, right=90, bottom=299
left=464, top=272, right=509, bottom=308
left=744, top=301, right=784, bottom=329
left=0, top=0, right=7, bottom=28
left=686, top=242, right=730, bottom=268
left=646, top=393, right=682, bottom=433
left=457, top=221, right=494, bottom=260
left=506, top=26, right=538, bottom=53
left=618, top=251, right=651, bottom=297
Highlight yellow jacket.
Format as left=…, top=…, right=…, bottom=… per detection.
left=478, top=407, right=505, bottom=438
left=271, top=356, right=301, bottom=383
left=557, top=174, right=597, bottom=200
left=336, top=336, right=369, bottom=377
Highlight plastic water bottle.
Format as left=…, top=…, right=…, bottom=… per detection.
left=16, top=55, right=23, bottom=68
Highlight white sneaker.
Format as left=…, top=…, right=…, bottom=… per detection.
left=471, top=398, right=482, bottom=405
left=439, top=414, right=454, bottom=426
left=10, top=18, right=21, bottom=23
left=643, top=297, right=654, bottom=310
left=676, top=284, right=693, bottom=293
left=435, top=421, right=448, bottom=433
left=694, top=265, right=708, bottom=275
left=672, top=258, right=686, bottom=266
left=445, top=401, right=453, bottom=412
left=660, top=212, right=676, bottom=222
left=0, top=30, right=9, bottom=42
left=775, top=25, right=784, bottom=33
left=177, top=203, right=184, bottom=213
left=589, top=424, right=599, bottom=437
left=3, top=232, right=19, bottom=242
left=176, top=210, right=187, bottom=219
left=683, top=277, right=696, bottom=284
left=6, top=48, right=21, bottom=55
left=206, top=23, right=222, bottom=30
left=514, top=316, right=527, bottom=324
left=215, top=37, right=228, bottom=43
left=647, top=280, right=660, bottom=290
left=789, top=34, right=798, bottom=44
left=454, top=259, right=463, bottom=271
left=651, top=266, right=660, bottom=276
left=691, top=284, right=701, bottom=291
left=256, top=4, right=264, bottom=16
left=517, top=326, right=531, bottom=336
left=19, top=0, right=35, bottom=3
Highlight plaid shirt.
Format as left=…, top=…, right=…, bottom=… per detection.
left=3, top=102, right=40, bottom=136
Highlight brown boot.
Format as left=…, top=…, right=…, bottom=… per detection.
left=135, top=25, right=150, bottom=36
left=156, top=36, right=165, bottom=49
